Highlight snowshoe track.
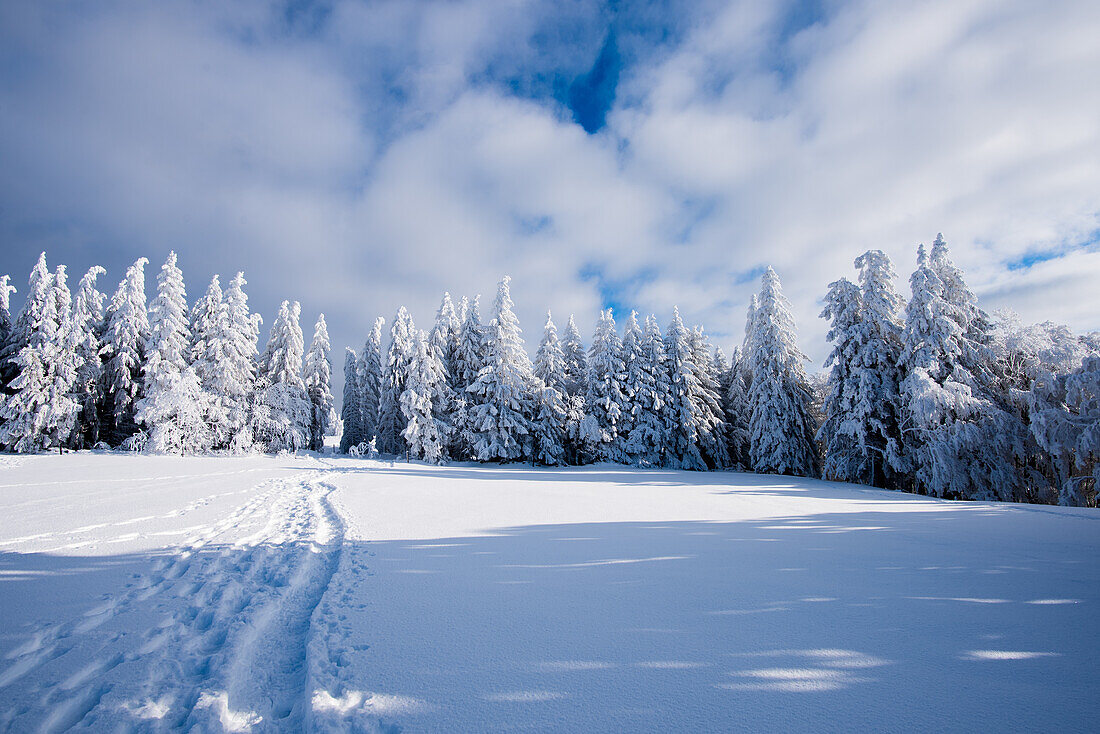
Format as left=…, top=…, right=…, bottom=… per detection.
left=0, top=471, right=345, bottom=733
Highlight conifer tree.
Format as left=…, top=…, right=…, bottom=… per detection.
left=1030, top=355, right=1100, bottom=507
left=359, top=316, right=384, bottom=445
left=534, top=312, right=567, bottom=392
left=818, top=277, right=865, bottom=483
left=663, top=308, right=708, bottom=470
left=69, top=266, right=107, bottom=448
left=587, top=309, right=628, bottom=462
left=900, top=245, right=1018, bottom=500
left=136, top=252, right=212, bottom=454
left=623, top=314, right=670, bottom=466
left=533, top=313, right=568, bottom=465
left=220, top=273, right=261, bottom=451
left=618, top=311, right=645, bottom=456
left=340, top=348, right=366, bottom=453
left=747, top=268, right=819, bottom=477
left=401, top=329, right=449, bottom=463
left=378, top=307, right=415, bottom=455
left=467, top=276, right=534, bottom=462
left=723, top=347, right=751, bottom=468
left=189, top=275, right=231, bottom=448
left=689, top=326, right=730, bottom=469
left=304, top=313, right=335, bottom=451
left=253, top=300, right=310, bottom=452
left=452, top=296, right=487, bottom=459
left=101, top=257, right=150, bottom=444
left=0, top=254, right=81, bottom=451
left=562, top=314, right=588, bottom=397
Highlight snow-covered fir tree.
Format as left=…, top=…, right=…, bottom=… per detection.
left=818, top=277, right=864, bottom=482
left=101, top=257, right=150, bottom=444
left=562, top=314, right=588, bottom=397
left=1030, top=355, right=1100, bottom=507
left=623, top=314, right=670, bottom=466
left=304, top=313, right=335, bottom=451
left=533, top=313, right=568, bottom=465
left=0, top=254, right=80, bottom=452
left=533, top=382, right=568, bottom=466
left=747, top=268, right=819, bottom=477
left=587, top=309, right=628, bottom=462
left=466, top=276, right=534, bottom=462
left=68, top=266, right=107, bottom=448
left=689, top=326, right=730, bottom=469
left=189, top=275, right=231, bottom=448
left=359, top=316, right=384, bottom=446
left=400, top=329, right=449, bottom=464
left=723, top=347, right=751, bottom=468
left=452, top=296, right=488, bottom=459
left=428, top=293, right=460, bottom=453
left=136, top=252, right=212, bottom=454
left=662, top=308, right=708, bottom=471
left=618, top=311, right=645, bottom=458
left=219, top=272, right=261, bottom=451
left=534, top=312, right=566, bottom=392
left=900, top=244, right=1020, bottom=500
left=340, top=348, right=366, bottom=453
left=377, top=307, right=415, bottom=456
left=252, top=300, right=310, bottom=452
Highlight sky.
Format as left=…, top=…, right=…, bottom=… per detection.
left=1, top=0, right=1098, bottom=387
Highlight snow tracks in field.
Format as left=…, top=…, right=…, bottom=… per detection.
left=0, top=471, right=351, bottom=733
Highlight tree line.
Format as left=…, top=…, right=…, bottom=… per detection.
left=0, top=252, right=335, bottom=455
left=0, top=236, right=1097, bottom=506
left=340, top=236, right=1099, bottom=507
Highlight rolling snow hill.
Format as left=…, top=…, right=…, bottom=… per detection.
left=1, top=454, right=1097, bottom=732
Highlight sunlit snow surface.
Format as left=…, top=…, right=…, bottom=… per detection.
left=1, top=453, right=1097, bottom=732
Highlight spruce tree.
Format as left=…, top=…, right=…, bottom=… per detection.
left=340, top=348, right=366, bottom=453
left=359, top=316, right=384, bottom=445
left=587, top=309, right=628, bottom=462
left=401, top=329, right=449, bottom=464
left=467, top=276, right=534, bottom=462
left=747, top=268, right=820, bottom=477
left=253, top=300, right=310, bottom=452
left=818, top=277, right=865, bottom=483
left=190, top=275, right=231, bottom=448
left=623, top=314, right=670, bottom=466
left=0, top=254, right=81, bottom=451
left=377, top=307, right=415, bottom=456
left=689, top=326, right=730, bottom=469
left=220, top=273, right=261, bottom=451
left=452, top=296, right=487, bottom=459
left=304, top=313, right=335, bottom=451
left=101, top=257, right=150, bottom=444
left=136, top=252, right=212, bottom=454
left=562, top=314, right=588, bottom=397
left=534, top=312, right=567, bottom=392
left=69, top=266, right=107, bottom=448
left=663, top=308, right=708, bottom=470
left=723, top=347, right=751, bottom=468
left=618, top=311, right=645, bottom=457
left=533, top=313, right=568, bottom=465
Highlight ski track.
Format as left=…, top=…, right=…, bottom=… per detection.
left=0, top=470, right=347, bottom=733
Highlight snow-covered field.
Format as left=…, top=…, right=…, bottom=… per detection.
left=1, top=455, right=1097, bottom=732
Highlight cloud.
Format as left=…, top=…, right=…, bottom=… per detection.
left=0, top=0, right=1097, bottom=388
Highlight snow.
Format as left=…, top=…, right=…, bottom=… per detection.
left=2, top=454, right=1098, bottom=731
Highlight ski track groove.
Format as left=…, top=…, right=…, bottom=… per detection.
left=0, top=470, right=348, bottom=733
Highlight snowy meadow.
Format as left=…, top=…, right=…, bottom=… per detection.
left=0, top=454, right=1097, bottom=731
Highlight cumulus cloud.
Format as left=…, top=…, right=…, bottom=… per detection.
left=0, top=0, right=1097, bottom=382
